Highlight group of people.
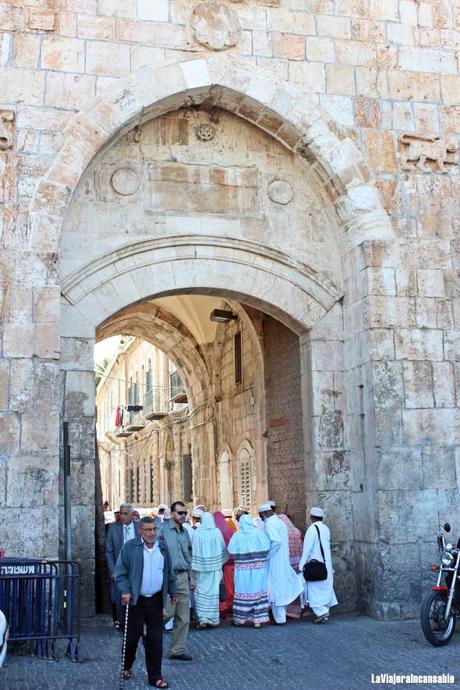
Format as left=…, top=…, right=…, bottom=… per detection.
left=105, top=499, right=337, bottom=688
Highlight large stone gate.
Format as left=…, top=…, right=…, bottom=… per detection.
left=1, top=2, right=459, bottom=620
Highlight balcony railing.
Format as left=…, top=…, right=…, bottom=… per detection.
left=143, top=388, right=167, bottom=420
left=169, top=370, right=187, bottom=403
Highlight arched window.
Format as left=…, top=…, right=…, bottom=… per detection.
left=239, top=447, right=252, bottom=509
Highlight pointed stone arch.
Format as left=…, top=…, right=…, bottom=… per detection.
left=31, top=53, right=392, bottom=263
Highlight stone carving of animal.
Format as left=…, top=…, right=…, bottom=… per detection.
left=399, top=133, right=458, bottom=173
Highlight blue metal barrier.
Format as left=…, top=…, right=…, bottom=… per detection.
left=0, top=558, right=81, bottom=661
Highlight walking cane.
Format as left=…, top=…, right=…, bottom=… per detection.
left=119, top=603, right=130, bottom=690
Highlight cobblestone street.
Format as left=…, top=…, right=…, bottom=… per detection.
left=1, top=613, right=460, bottom=690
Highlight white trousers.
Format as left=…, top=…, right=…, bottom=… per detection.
left=271, top=604, right=287, bottom=624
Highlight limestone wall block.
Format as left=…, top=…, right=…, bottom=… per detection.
left=9, top=358, right=34, bottom=412
left=378, top=489, right=438, bottom=543
left=34, top=322, right=59, bottom=359
left=33, top=286, right=60, bottom=323
left=311, top=489, right=353, bottom=542
left=309, top=301, right=344, bottom=341
left=116, top=18, right=186, bottom=48
left=377, top=447, right=423, bottom=490
left=266, top=8, right=315, bottom=35
left=421, top=446, right=456, bottom=490
left=21, top=410, right=59, bottom=454
left=366, top=267, right=396, bottom=296
left=45, top=72, right=96, bottom=110
left=369, top=328, right=395, bottom=361
left=60, top=301, right=95, bottom=339
left=77, top=13, right=116, bottom=40
left=3, top=322, right=34, bottom=358
left=416, top=267, right=446, bottom=300
left=65, top=370, right=96, bottom=417
left=315, top=450, right=351, bottom=490
left=374, top=409, right=403, bottom=446
left=433, top=361, right=456, bottom=407
left=387, top=70, right=440, bottom=102
left=289, top=61, right=326, bottom=93
left=403, top=360, right=434, bottom=408
left=41, top=36, right=85, bottom=73
left=402, top=408, right=460, bottom=446
left=4, top=465, right=58, bottom=508
left=0, top=360, right=8, bottom=411
left=363, top=295, right=402, bottom=329
left=86, top=39, right=131, bottom=76
left=395, top=328, right=444, bottom=361
left=0, top=66, right=45, bottom=106
left=0, top=506, right=58, bottom=559
left=415, top=297, right=437, bottom=329
left=109, top=272, right=142, bottom=307
left=310, top=339, right=343, bottom=372
left=443, top=330, right=460, bottom=363
left=315, top=410, right=344, bottom=450
left=373, top=360, right=404, bottom=410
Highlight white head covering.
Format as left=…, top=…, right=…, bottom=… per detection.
left=257, top=502, right=273, bottom=513
left=228, top=514, right=270, bottom=557
left=222, top=509, right=233, bottom=518
left=158, top=503, right=168, bottom=511
left=192, top=507, right=204, bottom=518
left=192, top=512, right=228, bottom=572
left=310, top=507, right=324, bottom=518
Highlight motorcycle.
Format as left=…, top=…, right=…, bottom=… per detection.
left=421, top=522, right=460, bottom=646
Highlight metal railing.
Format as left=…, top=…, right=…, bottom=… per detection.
left=0, top=558, right=81, bottom=661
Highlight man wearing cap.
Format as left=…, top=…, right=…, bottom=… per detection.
left=299, top=507, right=338, bottom=623
left=154, top=504, right=168, bottom=528
left=257, top=502, right=303, bottom=624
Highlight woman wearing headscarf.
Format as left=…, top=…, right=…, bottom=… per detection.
left=213, top=511, right=235, bottom=616
left=192, top=512, right=228, bottom=628
left=227, top=514, right=271, bottom=627
left=277, top=514, right=303, bottom=572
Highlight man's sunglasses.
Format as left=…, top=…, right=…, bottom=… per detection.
left=175, top=510, right=188, bottom=516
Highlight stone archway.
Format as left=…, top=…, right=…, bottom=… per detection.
left=44, top=52, right=394, bottom=615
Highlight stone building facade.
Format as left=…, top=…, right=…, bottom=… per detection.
left=0, top=0, right=459, bottom=618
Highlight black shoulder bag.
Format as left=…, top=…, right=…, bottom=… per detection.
left=302, top=525, right=328, bottom=582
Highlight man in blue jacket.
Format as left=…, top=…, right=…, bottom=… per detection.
left=115, top=517, right=178, bottom=688
left=106, top=502, right=139, bottom=629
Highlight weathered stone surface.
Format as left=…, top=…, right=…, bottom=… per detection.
left=0, top=1, right=458, bottom=622
left=191, top=1, right=241, bottom=51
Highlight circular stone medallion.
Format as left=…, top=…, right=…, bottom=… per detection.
left=268, top=179, right=294, bottom=205
left=110, top=168, right=140, bottom=196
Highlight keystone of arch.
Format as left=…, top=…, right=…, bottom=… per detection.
left=32, top=53, right=393, bottom=252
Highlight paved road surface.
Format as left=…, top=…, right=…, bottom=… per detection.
left=1, top=613, right=459, bottom=690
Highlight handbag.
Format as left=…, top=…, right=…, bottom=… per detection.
left=219, top=580, right=227, bottom=602
left=302, top=525, right=328, bottom=582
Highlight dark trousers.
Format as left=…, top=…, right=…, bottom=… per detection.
left=123, top=593, right=163, bottom=683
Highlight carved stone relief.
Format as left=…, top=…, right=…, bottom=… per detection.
left=195, top=123, right=216, bottom=141
left=110, top=168, right=140, bottom=196
left=268, top=179, right=293, bottom=205
left=191, top=1, right=241, bottom=51
left=0, top=110, right=15, bottom=151
left=399, top=133, right=459, bottom=173
left=145, top=161, right=260, bottom=217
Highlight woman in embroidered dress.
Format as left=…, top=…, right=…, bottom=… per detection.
left=227, top=514, right=271, bottom=628
left=192, top=512, right=228, bottom=628
left=214, top=511, right=235, bottom=617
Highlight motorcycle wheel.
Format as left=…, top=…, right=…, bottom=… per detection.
left=421, top=591, right=457, bottom=646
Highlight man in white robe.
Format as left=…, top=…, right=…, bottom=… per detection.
left=299, top=507, right=338, bottom=623
left=257, top=502, right=303, bottom=624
